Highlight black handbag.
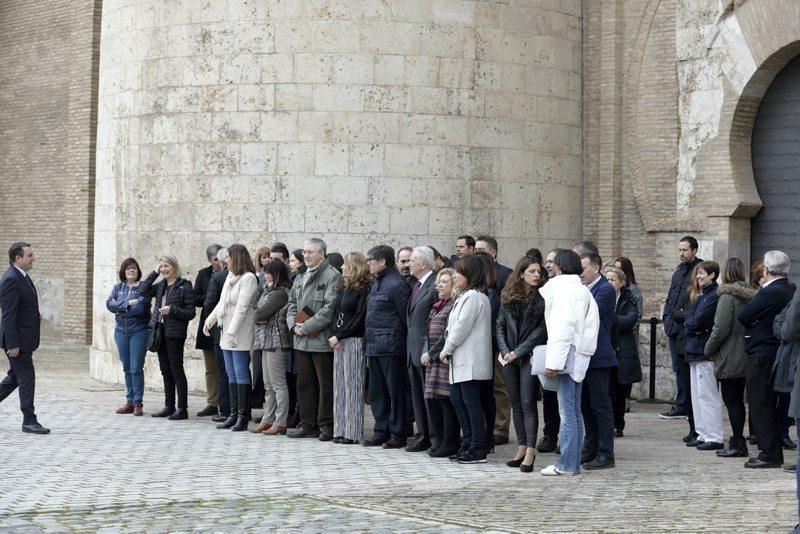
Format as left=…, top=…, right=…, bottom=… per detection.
left=147, top=320, right=163, bottom=353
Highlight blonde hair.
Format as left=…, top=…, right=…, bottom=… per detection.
left=605, top=266, right=626, bottom=285
left=436, top=268, right=458, bottom=298
left=158, top=254, right=182, bottom=279
left=343, top=252, right=372, bottom=290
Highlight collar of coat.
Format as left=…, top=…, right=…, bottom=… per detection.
left=718, top=281, right=758, bottom=300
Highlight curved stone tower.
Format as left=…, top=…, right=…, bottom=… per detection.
left=91, top=1, right=582, bottom=385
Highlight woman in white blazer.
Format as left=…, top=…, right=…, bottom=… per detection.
left=204, top=244, right=258, bottom=431
left=538, top=249, right=599, bottom=476
left=441, top=256, right=493, bottom=465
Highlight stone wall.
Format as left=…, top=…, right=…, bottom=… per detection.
left=0, top=1, right=101, bottom=343
left=90, top=0, right=583, bottom=389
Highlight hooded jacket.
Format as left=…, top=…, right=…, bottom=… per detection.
left=684, top=281, right=719, bottom=362
left=539, top=274, right=599, bottom=383
left=704, top=281, right=757, bottom=379
left=663, top=257, right=702, bottom=338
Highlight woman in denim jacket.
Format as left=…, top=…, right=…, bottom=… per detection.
left=106, top=258, right=151, bottom=416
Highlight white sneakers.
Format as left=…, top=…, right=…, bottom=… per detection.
left=540, top=465, right=577, bottom=476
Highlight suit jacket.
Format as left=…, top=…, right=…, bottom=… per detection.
left=0, top=266, right=41, bottom=352
left=495, top=262, right=512, bottom=291
left=588, top=276, right=618, bottom=369
left=406, top=272, right=437, bottom=367
left=194, top=265, right=214, bottom=350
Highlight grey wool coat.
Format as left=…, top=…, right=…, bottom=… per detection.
left=704, top=281, right=757, bottom=380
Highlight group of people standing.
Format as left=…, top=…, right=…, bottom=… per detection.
left=103, top=235, right=645, bottom=475
left=659, top=236, right=800, bottom=474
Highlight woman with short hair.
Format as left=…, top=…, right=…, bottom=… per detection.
left=140, top=254, right=196, bottom=420
left=106, top=258, right=151, bottom=416
left=420, top=268, right=461, bottom=458
left=440, top=256, right=493, bottom=464
left=328, top=252, right=372, bottom=444
left=204, top=244, right=259, bottom=431
left=497, top=256, right=548, bottom=472
left=539, top=249, right=599, bottom=476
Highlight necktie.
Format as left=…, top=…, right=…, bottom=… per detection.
left=410, top=281, right=421, bottom=306
left=24, top=275, right=35, bottom=293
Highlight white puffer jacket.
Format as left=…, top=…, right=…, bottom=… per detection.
left=539, top=274, right=599, bottom=382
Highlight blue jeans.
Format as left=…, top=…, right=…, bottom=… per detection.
left=555, top=374, right=584, bottom=474
left=668, top=336, right=687, bottom=409
left=450, top=380, right=486, bottom=450
left=114, top=329, right=148, bottom=405
left=223, top=350, right=251, bottom=384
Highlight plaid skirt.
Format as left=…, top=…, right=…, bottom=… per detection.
left=424, top=360, right=451, bottom=399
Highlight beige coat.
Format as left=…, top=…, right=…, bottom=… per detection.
left=205, top=272, right=258, bottom=351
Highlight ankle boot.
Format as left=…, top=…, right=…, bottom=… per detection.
left=217, top=382, right=238, bottom=429
left=232, top=384, right=250, bottom=432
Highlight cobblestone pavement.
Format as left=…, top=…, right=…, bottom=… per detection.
left=0, top=346, right=796, bottom=532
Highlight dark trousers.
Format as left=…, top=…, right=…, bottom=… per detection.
left=502, top=360, right=539, bottom=447
left=451, top=380, right=487, bottom=450
left=251, top=349, right=265, bottom=409
left=720, top=377, right=746, bottom=439
left=581, top=367, right=615, bottom=459
left=678, top=352, right=695, bottom=433
left=746, top=355, right=783, bottom=463
left=427, top=397, right=460, bottom=449
left=480, top=376, right=496, bottom=451
left=368, top=355, right=407, bottom=439
left=297, top=350, right=334, bottom=430
left=778, top=392, right=794, bottom=440
left=212, top=328, right=229, bottom=416
left=157, top=337, right=188, bottom=410
left=0, top=351, right=37, bottom=425
left=408, top=364, right=430, bottom=442
left=542, top=388, right=560, bottom=439
left=609, top=367, right=627, bottom=432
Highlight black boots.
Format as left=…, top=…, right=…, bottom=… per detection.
left=232, top=384, right=250, bottom=432
left=716, top=437, right=749, bottom=458
left=217, top=382, right=238, bottom=429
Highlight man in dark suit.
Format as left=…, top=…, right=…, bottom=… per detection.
left=580, top=252, right=617, bottom=469
left=203, top=247, right=230, bottom=422
left=738, top=250, right=795, bottom=468
left=405, top=246, right=438, bottom=452
left=194, top=244, right=223, bottom=417
left=0, top=242, right=49, bottom=434
left=475, top=235, right=513, bottom=445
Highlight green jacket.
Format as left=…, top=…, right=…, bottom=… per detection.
left=704, top=281, right=757, bottom=379
left=286, top=259, right=343, bottom=353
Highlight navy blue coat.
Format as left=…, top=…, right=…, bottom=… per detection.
left=0, top=267, right=41, bottom=353
left=589, top=276, right=618, bottom=369
left=106, top=282, right=151, bottom=334
left=737, top=278, right=795, bottom=358
left=663, top=257, right=702, bottom=337
left=684, top=282, right=719, bottom=362
left=365, top=268, right=411, bottom=357
left=495, top=262, right=512, bottom=291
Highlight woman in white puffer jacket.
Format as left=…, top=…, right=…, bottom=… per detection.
left=538, top=249, right=599, bottom=476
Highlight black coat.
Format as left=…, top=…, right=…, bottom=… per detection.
left=0, top=267, right=40, bottom=352
left=737, top=278, right=795, bottom=358
left=663, top=257, right=702, bottom=337
left=365, top=268, right=411, bottom=357
left=684, top=282, right=719, bottom=362
left=331, top=286, right=369, bottom=340
left=496, top=292, right=547, bottom=362
left=613, top=286, right=642, bottom=385
left=140, top=271, right=196, bottom=340
left=193, top=265, right=214, bottom=350
left=203, top=269, right=227, bottom=344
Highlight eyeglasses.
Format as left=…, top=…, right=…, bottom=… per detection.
left=366, top=257, right=376, bottom=262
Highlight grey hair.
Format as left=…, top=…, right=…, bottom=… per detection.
left=304, top=237, right=327, bottom=254
left=216, top=247, right=229, bottom=262
left=412, top=246, right=435, bottom=269
left=206, top=243, right=222, bottom=257
left=764, top=250, right=790, bottom=277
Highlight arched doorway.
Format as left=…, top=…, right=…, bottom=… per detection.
left=751, top=54, right=800, bottom=277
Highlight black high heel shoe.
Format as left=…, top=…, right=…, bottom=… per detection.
left=507, top=457, right=524, bottom=468
left=520, top=449, right=536, bottom=473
